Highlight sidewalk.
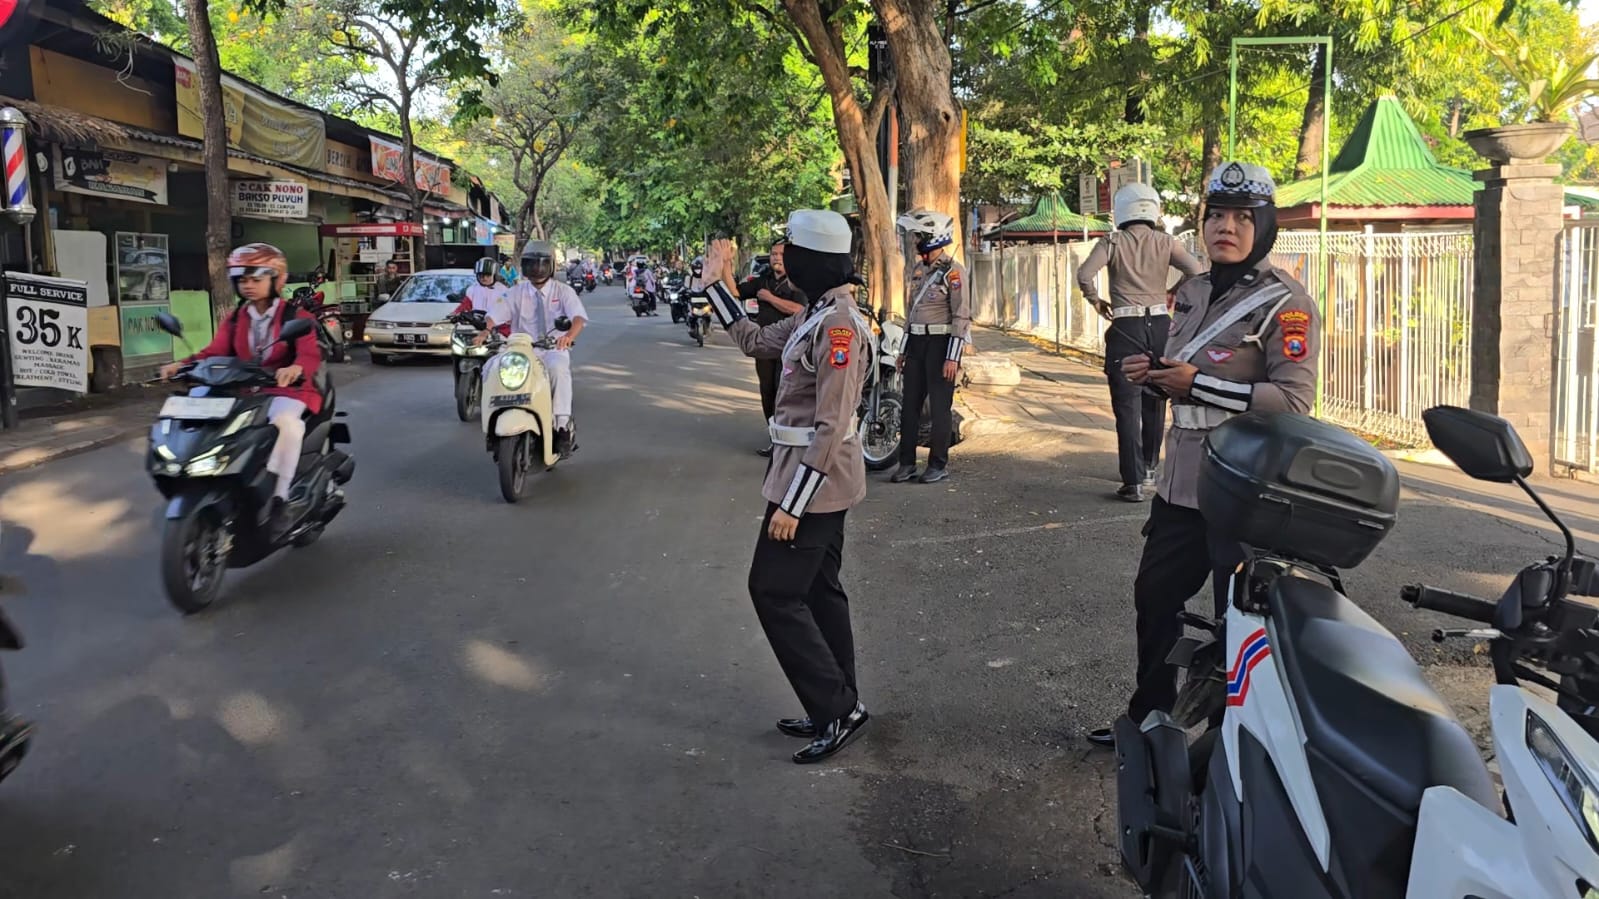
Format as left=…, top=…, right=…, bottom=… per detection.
left=955, top=325, right=1118, bottom=445
left=0, top=386, right=167, bottom=476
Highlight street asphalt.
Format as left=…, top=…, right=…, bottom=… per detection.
left=0, top=284, right=1587, bottom=897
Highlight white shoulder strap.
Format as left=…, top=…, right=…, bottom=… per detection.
left=1172, top=285, right=1289, bottom=364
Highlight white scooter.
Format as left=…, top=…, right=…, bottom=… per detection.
left=479, top=317, right=573, bottom=503
left=857, top=308, right=905, bottom=471
left=1116, top=406, right=1599, bottom=898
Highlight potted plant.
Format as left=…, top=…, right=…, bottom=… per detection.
left=1463, top=24, right=1599, bottom=163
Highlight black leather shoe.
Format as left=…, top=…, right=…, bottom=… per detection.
left=1086, top=726, right=1115, bottom=748
left=889, top=464, right=918, bottom=483
left=918, top=466, right=949, bottom=484
left=756, top=444, right=774, bottom=458
left=776, top=716, right=815, bottom=739
left=793, top=703, right=869, bottom=764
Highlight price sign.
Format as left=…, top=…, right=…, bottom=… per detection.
left=6, top=272, right=89, bottom=392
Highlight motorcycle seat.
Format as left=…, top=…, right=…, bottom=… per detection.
left=1268, top=575, right=1497, bottom=814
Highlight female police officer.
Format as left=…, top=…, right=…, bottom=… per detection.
left=696, top=211, right=873, bottom=764
left=1087, top=161, right=1320, bottom=747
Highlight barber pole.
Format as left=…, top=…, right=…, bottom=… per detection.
left=0, top=108, right=33, bottom=225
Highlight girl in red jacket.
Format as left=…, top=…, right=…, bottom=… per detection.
left=159, top=243, right=321, bottom=531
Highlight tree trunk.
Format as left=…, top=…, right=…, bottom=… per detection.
left=399, top=96, right=423, bottom=266
left=1448, top=97, right=1463, bottom=138
left=183, top=0, right=233, bottom=320
left=782, top=0, right=903, bottom=315
left=1124, top=2, right=1151, bottom=125
left=1293, top=43, right=1329, bottom=180
left=874, top=0, right=963, bottom=262
left=1198, top=116, right=1222, bottom=222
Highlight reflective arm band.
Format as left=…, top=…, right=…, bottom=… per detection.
left=1191, top=373, right=1254, bottom=412
left=780, top=463, right=827, bottom=517
left=704, top=281, right=744, bottom=328
left=945, top=336, right=965, bottom=364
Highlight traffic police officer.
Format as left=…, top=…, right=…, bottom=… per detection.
left=891, top=209, right=969, bottom=485
left=697, top=210, right=873, bottom=764
left=1087, top=161, right=1319, bottom=747
left=1077, top=184, right=1205, bottom=502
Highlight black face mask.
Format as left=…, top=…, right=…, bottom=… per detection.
left=783, top=244, right=854, bottom=304
left=1207, top=204, right=1279, bottom=301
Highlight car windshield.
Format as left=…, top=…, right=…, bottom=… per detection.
left=392, top=274, right=472, bottom=303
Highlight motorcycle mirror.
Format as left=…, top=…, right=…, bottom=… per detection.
left=554, top=316, right=573, bottom=332
left=155, top=311, right=185, bottom=337
left=277, top=317, right=315, bottom=344
left=1422, top=406, right=1534, bottom=483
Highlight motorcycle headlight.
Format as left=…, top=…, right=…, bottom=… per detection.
left=499, top=353, right=531, bottom=390
left=451, top=333, right=469, bottom=353
left=469, top=344, right=491, bottom=357
left=1526, top=710, right=1599, bottom=852
left=184, top=446, right=228, bottom=476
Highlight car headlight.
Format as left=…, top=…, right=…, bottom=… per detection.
left=432, top=322, right=453, bottom=332
left=1527, top=710, right=1599, bottom=852
left=369, top=320, right=394, bottom=330
left=499, top=353, right=530, bottom=390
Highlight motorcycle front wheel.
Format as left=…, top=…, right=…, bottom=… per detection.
left=861, top=391, right=904, bottom=471
left=161, top=506, right=229, bottom=614
left=455, top=371, right=481, bottom=422
left=498, top=433, right=529, bottom=503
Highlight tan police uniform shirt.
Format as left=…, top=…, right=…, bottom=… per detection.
left=1077, top=226, right=1205, bottom=311
left=906, top=258, right=971, bottom=362
left=727, top=286, right=871, bottom=516
left=1158, top=260, right=1320, bottom=509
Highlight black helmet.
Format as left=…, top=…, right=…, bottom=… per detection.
left=691, top=255, right=704, bottom=276
left=521, top=240, right=556, bottom=283
left=473, top=257, right=497, bottom=280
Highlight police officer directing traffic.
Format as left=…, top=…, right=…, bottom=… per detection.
left=1086, top=162, right=1319, bottom=747
left=1077, top=184, right=1204, bottom=503
left=890, top=210, right=969, bottom=485
left=696, top=210, right=873, bottom=764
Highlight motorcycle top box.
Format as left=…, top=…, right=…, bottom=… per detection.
left=1199, top=412, right=1399, bottom=569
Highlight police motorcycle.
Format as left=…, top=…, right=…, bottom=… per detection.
left=146, top=313, right=354, bottom=613
left=480, top=316, right=574, bottom=503
left=0, top=595, right=32, bottom=785
left=448, top=305, right=501, bottom=422
left=1116, top=406, right=1599, bottom=899
left=857, top=303, right=906, bottom=471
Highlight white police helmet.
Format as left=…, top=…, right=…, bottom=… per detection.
left=1112, top=183, right=1162, bottom=228
left=896, top=209, right=955, bottom=253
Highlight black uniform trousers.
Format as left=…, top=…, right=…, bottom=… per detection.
left=749, top=503, right=858, bottom=726
left=898, top=333, right=955, bottom=469
left=1127, top=497, right=1246, bottom=724
left=755, top=358, right=781, bottom=422
left=1104, top=315, right=1169, bottom=488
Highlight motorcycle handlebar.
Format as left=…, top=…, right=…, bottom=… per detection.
left=1403, top=584, right=1498, bottom=624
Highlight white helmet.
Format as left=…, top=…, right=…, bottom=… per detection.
left=896, top=209, right=955, bottom=253
left=1113, top=183, right=1161, bottom=228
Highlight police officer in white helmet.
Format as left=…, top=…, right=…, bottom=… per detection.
left=1077, top=183, right=1205, bottom=502
left=696, top=210, right=873, bottom=764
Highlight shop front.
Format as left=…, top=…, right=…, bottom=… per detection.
left=317, top=221, right=424, bottom=341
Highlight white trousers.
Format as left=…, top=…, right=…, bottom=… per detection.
left=535, top=348, right=572, bottom=427
left=266, top=397, right=307, bottom=499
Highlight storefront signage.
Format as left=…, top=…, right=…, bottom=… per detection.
left=368, top=136, right=451, bottom=194
left=232, top=180, right=308, bottom=219
left=119, top=303, right=174, bottom=362
left=174, top=58, right=327, bottom=170
left=325, top=140, right=369, bottom=180
left=6, top=272, right=88, bottom=392
left=318, top=222, right=425, bottom=237
left=52, top=144, right=168, bottom=205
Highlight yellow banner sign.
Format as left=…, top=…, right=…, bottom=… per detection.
left=174, top=59, right=327, bottom=170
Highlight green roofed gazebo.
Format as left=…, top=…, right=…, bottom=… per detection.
left=1276, top=96, right=1478, bottom=229
left=997, top=192, right=1111, bottom=241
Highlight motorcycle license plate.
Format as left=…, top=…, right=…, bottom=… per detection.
left=160, top=396, right=234, bottom=420
left=491, top=393, right=530, bottom=408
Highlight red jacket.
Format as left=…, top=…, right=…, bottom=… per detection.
left=187, top=299, right=323, bottom=414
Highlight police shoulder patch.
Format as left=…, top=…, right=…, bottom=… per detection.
left=947, top=270, right=962, bottom=291
left=1276, top=309, right=1310, bottom=336
left=829, top=326, right=853, bottom=368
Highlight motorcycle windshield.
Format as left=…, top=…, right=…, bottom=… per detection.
left=190, top=357, right=273, bottom=389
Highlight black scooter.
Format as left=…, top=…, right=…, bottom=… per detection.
left=630, top=281, right=656, bottom=317
left=147, top=314, right=355, bottom=614
left=448, top=307, right=500, bottom=421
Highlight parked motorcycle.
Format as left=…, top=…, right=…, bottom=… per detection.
left=687, top=289, right=714, bottom=347
left=147, top=313, right=354, bottom=613
left=291, top=278, right=347, bottom=363
left=448, top=307, right=500, bottom=422
left=480, top=319, right=574, bottom=503
left=857, top=307, right=906, bottom=470
left=1116, top=406, right=1599, bottom=899
left=0, top=603, right=31, bottom=785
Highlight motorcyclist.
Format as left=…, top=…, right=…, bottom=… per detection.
left=641, top=261, right=658, bottom=311
left=452, top=257, right=511, bottom=337
left=497, top=252, right=518, bottom=287
left=478, top=240, right=590, bottom=453
left=158, top=243, right=323, bottom=535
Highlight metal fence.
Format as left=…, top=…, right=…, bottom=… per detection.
left=968, top=229, right=1476, bottom=446
left=1556, top=221, right=1599, bottom=471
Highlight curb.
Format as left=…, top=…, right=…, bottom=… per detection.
left=0, top=424, right=147, bottom=476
